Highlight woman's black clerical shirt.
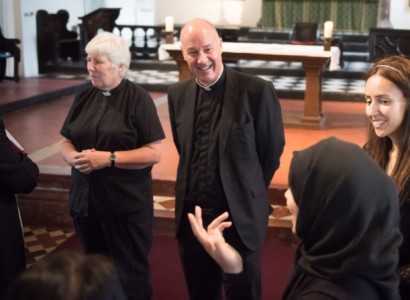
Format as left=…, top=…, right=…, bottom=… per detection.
left=60, top=79, right=165, bottom=217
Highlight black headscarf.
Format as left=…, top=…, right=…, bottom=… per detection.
left=286, top=137, right=402, bottom=299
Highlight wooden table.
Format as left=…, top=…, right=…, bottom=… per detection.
left=159, top=42, right=340, bottom=128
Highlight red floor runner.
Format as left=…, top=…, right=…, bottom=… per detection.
left=54, top=234, right=295, bottom=300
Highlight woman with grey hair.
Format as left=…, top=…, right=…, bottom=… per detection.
left=59, top=31, right=165, bottom=300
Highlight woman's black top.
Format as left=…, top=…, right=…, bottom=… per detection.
left=60, top=79, right=165, bottom=217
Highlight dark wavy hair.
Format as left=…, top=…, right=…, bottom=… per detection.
left=5, top=251, right=126, bottom=300
left=363, top=55, right=410, bottom=204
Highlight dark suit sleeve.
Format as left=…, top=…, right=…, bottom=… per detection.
left=0, top=120, right=39, bottom=196
left=255, top=81, right=285, bottom=187
left=167, top=85, right=181, bottom=154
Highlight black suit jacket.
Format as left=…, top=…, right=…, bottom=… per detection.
left=168, top=67, right=285, bottom=250
left=0, top=118, right=39, bottom=297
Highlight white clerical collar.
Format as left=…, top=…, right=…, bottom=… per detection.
left=101, top=80, right=124, bottom=97
left=196, top=66, right=224, bottom=91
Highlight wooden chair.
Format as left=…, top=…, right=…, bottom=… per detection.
left=0, top=26, right=20, bottom=82
left=78, top=8, right=121, bottom=51
left=289, top=22, right=345, bottom=68
left=36, top=9, right=81, bottom=73
left=368, top=28, right=410, bottom=62
left=289, top=22, right=320, bottom=45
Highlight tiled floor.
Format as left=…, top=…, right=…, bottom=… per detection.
left=42, top=60, right=371, bottom=102
left=23, top=194, right=293, bottom=268
left=2, top=92, right=368, bottom=188
left=24, top=225, right=75, bottom=266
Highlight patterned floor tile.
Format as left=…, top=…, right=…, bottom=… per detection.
left=23, top=195, right=291, bottom=267
left=24, top=226, right=75, bottom=266
left=44, top=59, right=370, bottom=101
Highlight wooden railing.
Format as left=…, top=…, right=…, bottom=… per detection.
left=114, top=24, right=180, bottom=60
left=112, top=24, right=251, bottom=60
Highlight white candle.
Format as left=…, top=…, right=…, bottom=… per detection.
left=165, top=16, right=174, bottom=32
left=324, top=21, right=333, bottom=39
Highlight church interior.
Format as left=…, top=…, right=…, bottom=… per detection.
left=1, top=0, right=410, bottom=298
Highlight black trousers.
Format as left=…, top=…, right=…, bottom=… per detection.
left=178, top=206, right=262, bottom=300
left=0, top=201, right=25, bottom=299
left=73, top=204, right=153, bottom=300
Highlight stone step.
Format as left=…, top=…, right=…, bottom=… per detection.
left=18, top=171, right=292, bottom=242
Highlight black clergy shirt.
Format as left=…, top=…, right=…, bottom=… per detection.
left=60, top=79, right=165, bottom=217
left=185, top=70, right=229, bottom=214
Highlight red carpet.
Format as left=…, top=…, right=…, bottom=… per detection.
left=54, top=234, right=295, bottom=300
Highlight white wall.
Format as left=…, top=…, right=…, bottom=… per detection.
left=390, top=0, right=410, bottom=29
left=154, top=0, right=262, bottom=28
left=18, top=0, right=85, bottom=77
left=0, top=0, right=2, bottom=25
left=104, top=0, right=262, bottom=28
left=104, top=0, right=155, bottom=24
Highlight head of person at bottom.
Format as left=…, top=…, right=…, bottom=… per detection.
left=85, top=31, right=131, bottom=92
left=283, top=137, right=402, bottom=299
left=5, top=251, right=127, bottom=300
left=179, top=18, right=224, bottom=88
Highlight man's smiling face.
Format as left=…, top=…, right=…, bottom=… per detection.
left=180, top=19, right=223, bottom=87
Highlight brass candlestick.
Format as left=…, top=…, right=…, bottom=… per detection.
left=165, top=31, right=174, bottom=44
left=323, top=37, right=331, bottom=51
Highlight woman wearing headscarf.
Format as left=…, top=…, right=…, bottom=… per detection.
left=188, top=137, right=402, bottom=299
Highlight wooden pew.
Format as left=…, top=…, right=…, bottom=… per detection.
left=0, top=26, right=20, bottom=82
left=368, top=28, right=410, bottom=62
left=36, top=9, right=80, bottom=73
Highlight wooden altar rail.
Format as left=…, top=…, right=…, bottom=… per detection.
left=112, top=24, right=250, bottom=60
left=114, top=24, right=165, bottom=59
